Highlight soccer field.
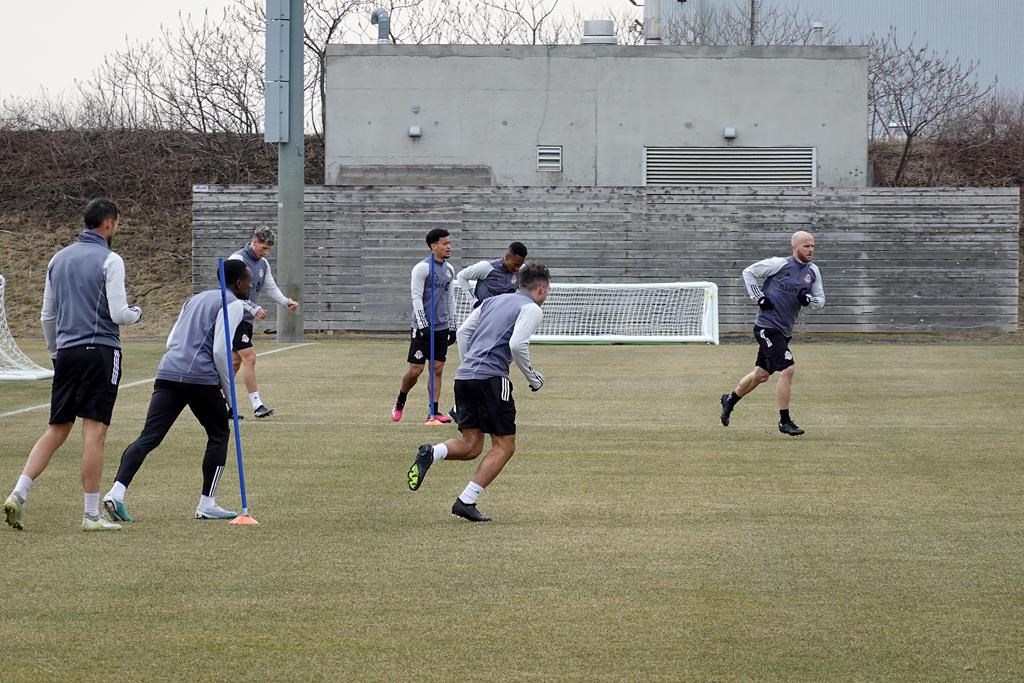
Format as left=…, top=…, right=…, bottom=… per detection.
left=1, top=339, right=1022, bottom=682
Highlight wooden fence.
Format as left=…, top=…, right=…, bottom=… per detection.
left=192, top=185, right=1020, bottom=334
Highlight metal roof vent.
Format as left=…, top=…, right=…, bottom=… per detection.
left=580, top=20, right=617, bottom=45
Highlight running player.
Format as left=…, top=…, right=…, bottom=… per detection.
left=228, top=226, right=298, bottom=418
left=101, top=260, right=251, bottom=522
left=719, top=231, right=825, bottom=436
left=391, top=228, right=457, bottom=424
left=3, top=198, right=142, bottom=532
left=406, top=262, right=550, bottom=522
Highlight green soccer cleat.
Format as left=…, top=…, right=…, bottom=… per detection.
left=103, top=497, right=135, bottom=523
left=407, top=443, right=433, bottom=491
left=82, top=515, right=123, bottom=532
left=4, top=493, right=25, bottom=531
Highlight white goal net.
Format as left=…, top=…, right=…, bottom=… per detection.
left=0, top=275, right=54, bottom=380
left=454, top=281, right=719, bottom=344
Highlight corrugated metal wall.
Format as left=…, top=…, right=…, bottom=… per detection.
left=662, top=0, right=1023, bottom=93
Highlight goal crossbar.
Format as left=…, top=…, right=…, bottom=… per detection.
left=454, top=281, right=719, bottom=344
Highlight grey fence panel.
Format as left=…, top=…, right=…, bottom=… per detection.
left=192, top=185, right=1019, bottom=334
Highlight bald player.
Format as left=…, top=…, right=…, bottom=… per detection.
left=719, top=231, right=825, bottom=436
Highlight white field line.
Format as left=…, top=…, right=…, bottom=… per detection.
left=0, top=343, right=314, bottom=420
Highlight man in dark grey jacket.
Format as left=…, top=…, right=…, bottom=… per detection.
left=719, top=231, right=826, bottom=436
left=3, top=198, right=142, bottom=532
left=102, top=260, right=251, bottom=523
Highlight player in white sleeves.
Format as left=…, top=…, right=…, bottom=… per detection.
left=228, top=226, right=299, bottom=419
left=406, top=262, right=550, bottom=522
left=719, top=231, right=825, bottom=436
left=101, top=260, right=251, bottom=523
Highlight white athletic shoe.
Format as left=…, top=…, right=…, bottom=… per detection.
left=195, top=502, right=238, bottom=520
left=82, top=515, right=122, bottom=532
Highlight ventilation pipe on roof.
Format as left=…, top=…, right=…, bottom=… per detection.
left=644, top=0, right=663, bottom=44
left=370, top=9, right=390, bottom=44
left=810, top=22, right=824, bottom=45
left=580, top=20, right=617, bottom=45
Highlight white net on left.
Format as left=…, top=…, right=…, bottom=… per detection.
left=0, top=275, right=54, bottom=380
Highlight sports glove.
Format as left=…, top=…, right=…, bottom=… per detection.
left=446, top=329, right=457, bottom=346
left=528, top=370, right=544, bottom=392
left=757, top=296, right=774, bottom=311
left=413, top=326, right=429, bottom=340
left=797, top=289, right=812, bottom=307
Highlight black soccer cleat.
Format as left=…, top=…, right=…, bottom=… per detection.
left=451, top=498, right=491, bottom=522
left=719, top=394, right=733, bottom=427
left=253, top=404, right=274, bottom=419
left=778, top=421, right=805, bottom=437
left=407, top=443, right=433, bottom=491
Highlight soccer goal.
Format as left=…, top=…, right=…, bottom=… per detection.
left=0, top=275, right=54, bottom=380
left=454, top=281, right=719, bottom=344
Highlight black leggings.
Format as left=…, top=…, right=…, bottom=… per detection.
left=115, top=379, right=230, bottom=497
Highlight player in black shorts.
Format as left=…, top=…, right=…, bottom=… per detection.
left=406, top=263, right=550, bottom=522
left=719, top=231, right=825, bottom=436
left=392, top=229, right=457, bottom=424
left=3, top=198, right=142, bottom=532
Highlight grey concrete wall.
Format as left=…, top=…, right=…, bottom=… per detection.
left=324, top=45, right=869, bottom=188
left=192, top=185, right=1019, bottom=335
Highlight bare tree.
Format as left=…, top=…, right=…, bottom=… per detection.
left=663, top=0, right=840, bottom=46
left=868, top=29, right=994, bottom=186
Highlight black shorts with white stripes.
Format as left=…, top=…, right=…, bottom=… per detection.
left=753, top=325, right=794, bottom=375
left=453, top=376, right=517, bottom=436
left=49, top=344, right=122, bottom=425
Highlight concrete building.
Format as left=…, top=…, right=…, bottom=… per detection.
left=324, top=44, right=868, bottom=188
left=661, top=0, right=1022, bottom=93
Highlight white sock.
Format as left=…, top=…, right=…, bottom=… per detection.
left=199, top=494, right=215, bottom=509
left=249, top=392, right=262, bottom=410
left=84, top=492, right=100, bottom=517
left=106, top=481, right=127, bottom=502
left=432, top=443, right=448, bottom=462
left=458, top=481, right=485, bottom=505
left=13, top=474, right=33, bottom=502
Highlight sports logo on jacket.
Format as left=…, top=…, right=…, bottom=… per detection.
left=803, top=273, right=813, bottom=284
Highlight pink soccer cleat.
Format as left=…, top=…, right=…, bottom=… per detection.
left=391, top=403, right=405, bottom=422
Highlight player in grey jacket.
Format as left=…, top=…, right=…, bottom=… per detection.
left=406, top=262, right=549, bottom=522
left=4, top=198, right=142, bottom=532
left=101, top=260, right=251, bottom=523
left=392, top=228, right=458, bottom=424
left=719, top=231, right=825, bottom=436
left=455, top=242, right=528, bottom=307
left=228, top=225, right=298, bottom=418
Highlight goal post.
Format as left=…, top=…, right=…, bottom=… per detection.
left=454, top=281, right=719, bottom=344
left=0, top=275, right=54, bottom=380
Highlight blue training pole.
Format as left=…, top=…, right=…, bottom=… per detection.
left=218, top=258, right=250, bottom=514
left=427, top=256, right=436, bottom=421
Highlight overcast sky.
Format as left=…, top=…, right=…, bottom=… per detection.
left=0, top=0, right=623, bottom=101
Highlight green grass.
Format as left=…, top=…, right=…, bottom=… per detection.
left=1, top=339, right=1023, bottom=682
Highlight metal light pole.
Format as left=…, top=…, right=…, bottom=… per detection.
left=266, top=0, right=305, bottom=342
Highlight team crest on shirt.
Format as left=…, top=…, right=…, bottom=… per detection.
left=260, top=268, right=265, bottom=278
left=803, top=273, right=812, bottom=283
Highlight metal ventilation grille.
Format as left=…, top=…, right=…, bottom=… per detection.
left=644, top=147, right=816, bottom=186
left=537, top=145, right=563, bottom=172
